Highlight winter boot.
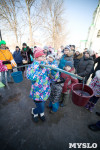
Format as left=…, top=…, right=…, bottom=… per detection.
left=85, top=101, right=91, bottom=110
left=89, top=103, right=95, bottom=112
left=39, top=112, right=46, bottom=121
left=31, top=108, right=39, bottom=123
left=47, top=101, right=52, bottom=109
left=50, top=102, right=59, bottom=113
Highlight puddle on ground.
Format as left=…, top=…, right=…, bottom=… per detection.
left=7, top=93, right=21, bottom=102
left=0, top=93, right=21, bottom=106
left=47, top=110, right=65, bottom=125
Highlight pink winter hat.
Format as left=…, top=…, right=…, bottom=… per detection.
left=34, top=49, right=45, bottom=58
left=34, top=47, right=42, bottom=54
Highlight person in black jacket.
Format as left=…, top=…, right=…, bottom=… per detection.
left=92, top=56, right=100, bottom=79
left=21, top=43, right=33, bottom=77
left=77, top=50, right=94, bottom=83
left=13, top=46, right=23, bottom=71
left=74, top=50, right=83, bottom=70
left=21, top=43, right=33, bottom=64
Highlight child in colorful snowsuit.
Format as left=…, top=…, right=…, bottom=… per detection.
left=60, top=61, right=78, bottom=106
left=26, top=49, right=59, bottom=122
left=47, top=55, right=64, bottom=113
left=47, top=54, right=58, bottom=66
left=85, top=70, right=100, bottom=112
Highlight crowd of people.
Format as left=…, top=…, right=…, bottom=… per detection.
left=0, top=40, right=100, bottom=131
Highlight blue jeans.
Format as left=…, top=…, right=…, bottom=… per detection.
left=1, top=70, right=12, bottom=84
left=33, top=101, right=45, bottom=114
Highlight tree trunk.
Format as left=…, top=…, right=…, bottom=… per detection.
left=26, top=3, right=33, bottom=47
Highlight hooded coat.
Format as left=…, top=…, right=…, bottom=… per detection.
left=58, top=53, right=73, bottom=69
left=13, top=49, right=23, bottom=64
left=21, top=46, right=33, bottom=64
left=77, top=56, right=94, bottom=77
left=74, top=53, right=83, bottom=70
left=0, top=49, right=16, bottom=69
left=26, top=61, right=59, bottom=101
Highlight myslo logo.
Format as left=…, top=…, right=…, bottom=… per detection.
left=69, top=143, right=97, bottom=149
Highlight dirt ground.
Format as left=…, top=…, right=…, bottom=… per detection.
left=0, top=77, right=100, bottom=150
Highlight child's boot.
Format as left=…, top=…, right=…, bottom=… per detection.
left=85, top=101, right=91, bottom=110
left=39, top=112, right=46, bottom=121
left=31, top=108, right=39, bottom=123
left=47, top=101, right=52, bottom=109
left=60, top=94, right=69, bottom=107
left=50, top=102, right=59, bottom=113
left=89, top=103, right=95, bottom=112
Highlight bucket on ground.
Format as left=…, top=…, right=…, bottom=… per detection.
left=11, top=71, right=23, bottom=83
left=72, top=83, right=94, bottom=106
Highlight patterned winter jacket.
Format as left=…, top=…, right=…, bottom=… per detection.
left=27, top=61, right=59, bottom=101
left=89, top=71, right=100, bottom=97
left=47, top=59, right=58, bottom=66
left=0, top=60, right=8, bottom=72
left=61, top=68, right=78, bottom=94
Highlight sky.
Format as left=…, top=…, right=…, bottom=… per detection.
left=64, top=0, right=99, bottom=46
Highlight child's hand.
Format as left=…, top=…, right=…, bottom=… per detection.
left=51, top=65, right=56, bottom=68
left=45, top=60, right=48, bottom=65
left=61, top=83, right=64, bottom=87
left=57, top=79, right=61, bottom=82
left=44, top=59, right=48, bottom=63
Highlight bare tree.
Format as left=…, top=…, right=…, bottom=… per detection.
left=40, top=0, right=67, bottom=49
left=0, top=0, right=19, bottom=44
left=18, top=0, right=42, bottom=47
left=24, top=0, right=35, bottom=46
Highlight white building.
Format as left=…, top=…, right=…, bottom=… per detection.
left=86, top=0, right=100, bottom=54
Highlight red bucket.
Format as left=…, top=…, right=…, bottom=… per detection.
left=72, top=83, right=94, bottom=106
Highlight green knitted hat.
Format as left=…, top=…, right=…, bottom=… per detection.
left=0, top=40, right=6, bottom=46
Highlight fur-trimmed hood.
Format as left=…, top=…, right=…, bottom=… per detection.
left=74, top=53, right=83, bottom=59
left=96, top=70, right=100, bottom=79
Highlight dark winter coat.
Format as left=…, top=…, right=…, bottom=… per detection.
left=77, top=56, right=94, bottom=77
left=91, top=54, right=96, bottom=61
left=49, top=83, right=63, bottom=103
left=21, top=46, right=33, bottom=64
left=13, top=50, right=23, bottom=64
left=74, top=53, right=83, bottom=70
left=92, top=56, right=100, bottom=78
left=58, top=54, right=73, bottom=69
